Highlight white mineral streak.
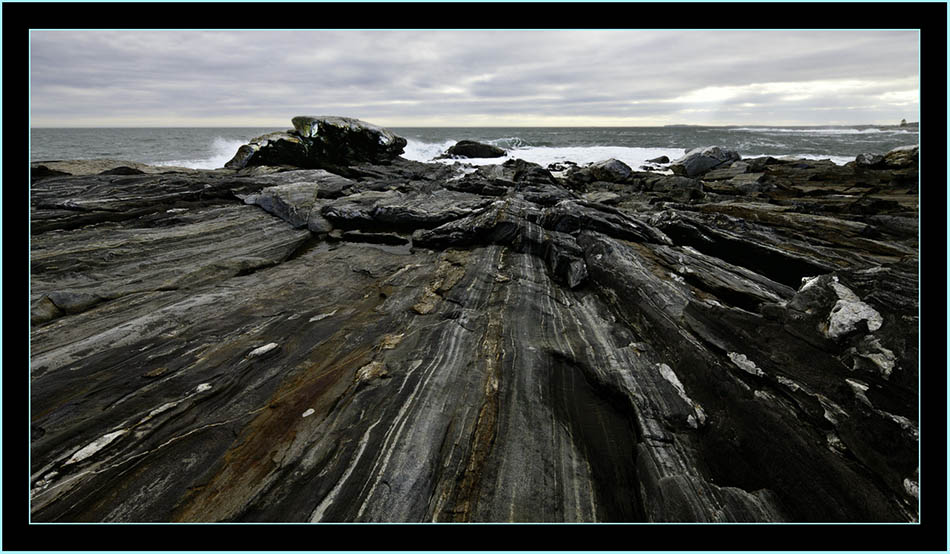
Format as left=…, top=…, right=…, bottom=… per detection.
left=815, top=394, right=849, bottom=425
left=657, top=363, right=706, bottom=428
left=64, top=430, right=128, bottom=465
left=776, top=375, right=801, bottom=392
left=845, top=378, right=873, bottom=407
left=881, top=411, right=919, bottom=440
left=309, top=417, right=383, bottom=522
left=195, top=383, right=212, bottom=393
left=302, top=408, right=315, bottom=418
left=753, top=390, right=776, bottom=402
left=309, top=309, right=338, bottom=322
left=247, top=342, right=278, bottom=358
left=727, top=352, right=765, bottom=377
left=825, top=277, right=883, bottom=339
left=147, top=402, right=179, bottom=418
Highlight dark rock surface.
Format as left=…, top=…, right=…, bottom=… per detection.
left=670, top=146, right=741, bottom=177
left=224, top=116, right=407, bottom=171
left=438, top=140, right=506, bottom=159
left=30, top=129, right=920, bottom=524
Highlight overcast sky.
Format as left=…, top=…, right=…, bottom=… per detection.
left=30, top=30, right=919, bottom=127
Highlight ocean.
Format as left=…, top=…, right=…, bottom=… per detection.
left=30, top=125, right=920, bottom=172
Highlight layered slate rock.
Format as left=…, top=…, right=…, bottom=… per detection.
left=30, top=137, right=920, bottom=524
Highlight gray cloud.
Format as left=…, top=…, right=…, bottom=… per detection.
left=30, top=30, right=919, bottom=126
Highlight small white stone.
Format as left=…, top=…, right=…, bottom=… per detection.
left=302, top=408, right=315, bottom=418
left=309, top=309, right=338, bottom=322
left=824, top=282, right=883, bottom=339
left=248, top=342, right=279, bottom=358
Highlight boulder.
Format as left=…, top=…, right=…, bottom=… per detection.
left=647, top=155, right=670, bottom=164
left=589, top=158, right=634, bottom=183
left=855, top=153, right=886, bottom=169
left=439, top=140, right=506, bottom=159
left=564, top=158, right=634, bottom=188
left=225, top=116, right=408, bottom=170
left=882, top=145, right=918, bottom=169
left=669, top=146, right=741, bottom=178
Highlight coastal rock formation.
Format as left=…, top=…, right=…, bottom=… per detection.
left=669, top=146, right=741, bottom=177
left=224, top=116, right=407, bottom=171
left=30, top=119, right=919, bottom=524
left=438, top=140, right=507, bottom=159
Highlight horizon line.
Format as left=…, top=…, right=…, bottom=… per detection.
left=31, top=122, right=920, bottom=130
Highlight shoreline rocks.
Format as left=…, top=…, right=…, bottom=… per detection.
left=669, top=146, right=741, bottom=177
left=437, top=140, right=507, bottom=159
left=224, top=115, right=408, bottom=170
left=30, top=119, right=919, bottom=524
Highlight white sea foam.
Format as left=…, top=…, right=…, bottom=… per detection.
left=400, top=138, right=458, bottom=163
left=730, top=127, right=915, bottom=135
left=155, top=136, right=250, bottom=170
left=402, top=139, right=686, bottom=172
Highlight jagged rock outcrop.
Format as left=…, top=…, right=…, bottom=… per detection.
left=30, top=129, right=919, bottom=525
left=224, top=116, right=407, bottom=170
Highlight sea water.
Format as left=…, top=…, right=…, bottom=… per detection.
left=30, top=125, right=919, bottom=171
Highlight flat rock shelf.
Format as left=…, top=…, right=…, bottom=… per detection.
left=30, top=120, right=919, bottom=523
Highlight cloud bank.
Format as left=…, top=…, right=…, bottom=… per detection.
left=30, top=30, right=919, bottom=127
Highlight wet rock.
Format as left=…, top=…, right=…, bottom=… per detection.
left=856, top=153, right=886, bottom=169
left=882, top=145, right=918, bottom=169
left=589, top=158, right=634, bottom=182
left=669, top=146, right=741, bottom=177
left=31, top=165, right=72, bottom=184
left=225, top=116, right=407, bottom=170
left=438, top=140, right=506, bottom=159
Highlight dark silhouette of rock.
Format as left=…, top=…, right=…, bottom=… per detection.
left=438, top=140, right=506, bottom=159
left=225, top=116, right=407, bottom=170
